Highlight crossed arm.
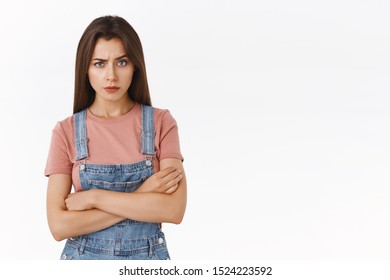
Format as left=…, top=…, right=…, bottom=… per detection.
left=46, top=158, right=186, bottom=241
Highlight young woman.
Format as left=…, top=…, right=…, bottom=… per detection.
left=45, top=15, right=186, bottom=260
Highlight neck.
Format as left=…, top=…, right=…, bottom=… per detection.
left=89, top=98, right=135, bottom=119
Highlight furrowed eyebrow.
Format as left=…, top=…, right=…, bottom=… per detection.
left=115, top=54, right=128, bottom=60
left=92, top=54, right=128, bottom=61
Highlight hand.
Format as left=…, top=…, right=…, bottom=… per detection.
left=135, top=167, right=183, bottom=194
left=65, top=189, right=97, bottom=211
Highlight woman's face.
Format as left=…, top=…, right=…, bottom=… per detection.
left=88, top=37, right=134, bottom=105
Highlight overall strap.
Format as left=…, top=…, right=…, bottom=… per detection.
left=74, top=109, right=89, bottom=161
left=141, top=104, right=156, bottom=156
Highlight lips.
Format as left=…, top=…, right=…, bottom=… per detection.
left=104, top=86, right=120, bottom=93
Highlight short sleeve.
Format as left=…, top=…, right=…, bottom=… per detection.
left=156, top=110, right=184, bottom=161
left=44, top=122, right=73, bottom=176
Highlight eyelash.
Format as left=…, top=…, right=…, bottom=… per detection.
left=93, top=59, right=128, bottom=67
left=94, top=62, right=104, bottom=67
left=117, top=60, right=127, bottom=67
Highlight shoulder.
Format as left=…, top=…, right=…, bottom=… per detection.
left=51, top=114, right=74, bottom=139
left=153, top=106, right=178, bottom=127
left=153, top=107, right=174, bottom=121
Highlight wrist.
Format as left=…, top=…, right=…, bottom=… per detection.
left=90, top=189, right=101, bottom=208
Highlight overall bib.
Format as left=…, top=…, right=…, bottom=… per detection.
left=60, top=105, right=171, bottom=260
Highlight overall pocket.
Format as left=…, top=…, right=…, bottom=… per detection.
left=60, top=243, right=80, bottom=260
left=86, top=176, right=147, bottom=192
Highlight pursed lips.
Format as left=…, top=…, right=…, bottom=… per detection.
left=103, top=86, right=120, bottom=93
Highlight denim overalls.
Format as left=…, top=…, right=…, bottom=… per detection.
left=60, top=105, right=171, bottom=260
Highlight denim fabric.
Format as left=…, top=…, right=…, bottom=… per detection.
left=61, top=105, right=170, bottom=260
left=141, top=104, right=156, bottom=156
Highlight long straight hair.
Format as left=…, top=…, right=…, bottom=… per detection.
left=73, top=16, right=151, bottom=114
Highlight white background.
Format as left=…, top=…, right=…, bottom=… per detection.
left=0, top=0, right=389, bottom=260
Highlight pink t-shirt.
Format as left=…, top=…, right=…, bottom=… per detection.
left=44, top=103, right=183, bottom=191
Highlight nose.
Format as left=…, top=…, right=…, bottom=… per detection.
left=106, top=65, right=117, bottom=81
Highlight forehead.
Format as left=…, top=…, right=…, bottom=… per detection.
left=92, top=37, right=126, bottom=57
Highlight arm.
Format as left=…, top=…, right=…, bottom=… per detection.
left=67, top=158, right=187, bottom=224
left=46, top=174, right=125, bottom=241
left=48, top=166, right=184, bottom=241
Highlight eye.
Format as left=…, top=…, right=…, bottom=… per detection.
left=94, top=61, right=104, bottom=68
left=117, top=59, right=128, bottom=67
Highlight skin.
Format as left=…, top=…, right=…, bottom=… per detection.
left=46, top=38, right=187, bottom=241
left=87, top=37, right=135, bottom=118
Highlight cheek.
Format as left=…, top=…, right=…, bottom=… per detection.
left=87, top=69, right=101, bottom=87
left=121, top=69, right=134, bottom=86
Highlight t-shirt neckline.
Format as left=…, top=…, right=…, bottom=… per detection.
left=86, top=103, right=140, bottom=124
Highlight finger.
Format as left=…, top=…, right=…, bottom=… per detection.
left=155, top=167, right=177, bottom=178
left=64, top=199, right=69, bottom=209
left=161, top=169, right=182, bottom=184
left=165, top=184, right=179, bottom=194
left=164, top=174, right=183, bottom=190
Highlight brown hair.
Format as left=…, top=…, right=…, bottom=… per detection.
left=73, top=15, right=151, bottom=113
